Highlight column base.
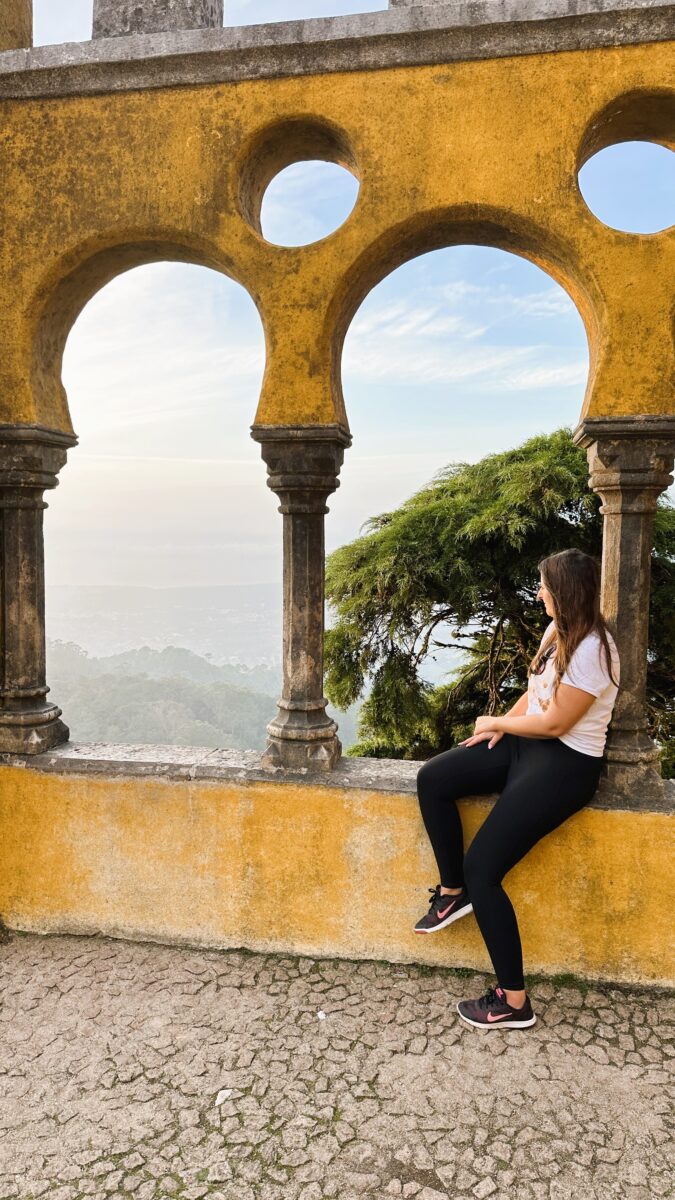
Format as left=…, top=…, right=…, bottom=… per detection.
left=596, top=756, right=672, bottom=812
left=261, top=713, right=342, bottom=772
left=0, top=707, right=70, bottom=755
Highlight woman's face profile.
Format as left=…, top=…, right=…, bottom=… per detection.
left=537, top=576, right=556, bottom=619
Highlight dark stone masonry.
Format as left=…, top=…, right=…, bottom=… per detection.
left=92, top=0, right=224, bottom=38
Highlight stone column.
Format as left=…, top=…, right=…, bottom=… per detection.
left=0, top=427, right=77, bottom=756
left=251, top=425, right=352, bottom=772
left=93, top=0, right=223, bottom=38
left=573, top=416, right=675, bottom=806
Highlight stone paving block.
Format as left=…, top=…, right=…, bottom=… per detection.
left=0, top=934, right=671, bottom=1199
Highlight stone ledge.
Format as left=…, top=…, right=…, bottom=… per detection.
left=0, top=0, right=672, bottom=99
left=2, top=741, right=672, bottom=812
left=0, top=741, right=422, bottom=792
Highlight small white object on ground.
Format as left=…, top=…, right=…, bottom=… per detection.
left=215, top=1088, right=233, bottom=1106
left=317, top=1010, right=327, bottom=1020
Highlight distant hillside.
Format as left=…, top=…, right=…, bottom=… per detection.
left=47, top=640, right=361, bottom=751
left=48, top=640, right=278, bottom=694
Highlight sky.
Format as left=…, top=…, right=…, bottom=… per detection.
left=32, top=2, right=675, bottom=589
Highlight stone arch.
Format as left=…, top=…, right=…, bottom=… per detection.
left=0, top=234, right=268, bottom=756
left=577, top=87, right=675, bottom=166
left=29, top=235, right=267, bottom=438
left=329, top=207, right=598, bottom=434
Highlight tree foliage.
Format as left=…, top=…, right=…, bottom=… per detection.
left=324, top=428, right=674, bottom=775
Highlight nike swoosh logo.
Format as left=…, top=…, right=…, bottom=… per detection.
left=486, top=1011, right=513, bottom=1022
left=437, top=903, right=455, bottom=919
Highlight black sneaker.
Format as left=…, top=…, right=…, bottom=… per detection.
left=457, top=985, right=536, bottom=1029
left=413, top=883, right=473, bottom=934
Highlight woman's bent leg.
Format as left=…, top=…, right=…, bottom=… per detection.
left=463, top=740, right=603, bottom=990
left=416, top=738, right=512, bottom=888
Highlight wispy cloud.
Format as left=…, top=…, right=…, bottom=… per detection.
left=343, top=339, right=538, bottom=386
left=349, top=300, right=482, bottom=341
left=344, top=280, right=586, bottom=391
left=505, top=288, right=577, bottom=318
left=341, top=270, right=583, bottom=391
left=440, top=281, right=577, bottom=320
left=504, top=363, right=589, bottom=390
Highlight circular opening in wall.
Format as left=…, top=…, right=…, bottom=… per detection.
left=578, top=140, right=675, bottom=234
left=260, top=161, right=360, bottom=247
left=238, top=118, right=360, bottom=247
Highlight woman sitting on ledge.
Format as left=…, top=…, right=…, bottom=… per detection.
left=414, top=547, right=620, bottom=1030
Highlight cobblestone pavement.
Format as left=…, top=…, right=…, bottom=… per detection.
left=0, top=933, right=672, bottom=1200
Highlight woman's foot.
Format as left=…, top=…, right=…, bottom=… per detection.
left=413, top=883, right=473, bottom=933
left=456, top=984, right=536, bottom=1029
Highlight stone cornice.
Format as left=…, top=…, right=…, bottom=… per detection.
left=0, top=423, right=78, bottom=449
left=0, top=0, right=672, bottom=100
left=573, top=415, right=675, bottom=447
left=2, top=742, right=672, bottom=811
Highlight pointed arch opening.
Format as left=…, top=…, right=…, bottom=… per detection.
left=329, top=239, right=591, bottom=752
left=43, top=255, right=285, bottom=753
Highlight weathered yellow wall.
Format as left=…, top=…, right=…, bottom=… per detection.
left=0, top=1, right=31, bottom=51
left=0, top=43, right=672, bottom=437
left=0, top=766, right=671, bottom=986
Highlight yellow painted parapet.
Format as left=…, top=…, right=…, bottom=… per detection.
left=0, top=45, right=672, bottom=435
left=0, top=766, right=671, bottom=986
left=0, top=1, right=31, bottom=51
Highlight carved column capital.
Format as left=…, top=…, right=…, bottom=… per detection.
left=573, top=416, right=675, bottom=513
left=251, top=424, right=352, bottom=772
left=0, top=424, right=75, bottom=493
left=251, top=424, right=352, bottom=514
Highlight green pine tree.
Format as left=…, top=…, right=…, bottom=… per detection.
left=324, top=428, right=674, bottom=774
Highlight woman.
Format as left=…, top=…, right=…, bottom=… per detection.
left=414, top=547, right=620, bottom=1030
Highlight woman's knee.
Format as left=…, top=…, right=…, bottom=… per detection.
left=463, top=843, right=500, bottom=895
left=416, top=760, right=430, bottom=788
left=416, top=756, right=457, bottom=813
left=417, top=746, right=464, bottom=796
left=416, top=759, right=439, bottom=805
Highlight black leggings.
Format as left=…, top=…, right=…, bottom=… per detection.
left=416, top=734, right=603, bottom=991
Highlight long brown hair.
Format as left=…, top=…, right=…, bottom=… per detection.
left=529, top=549, right=619, bottom=695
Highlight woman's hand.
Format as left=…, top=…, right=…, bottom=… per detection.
left=456, top=724, right=499, bottom=744
left=459, top=714, right=504, bottom=750
left=473, top=715, right=502, bottom=736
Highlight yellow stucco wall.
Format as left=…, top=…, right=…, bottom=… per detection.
left=0, top=42, right=672, bottom=438
left=0, top=766, right=671, bottom=986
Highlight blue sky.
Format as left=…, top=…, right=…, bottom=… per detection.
left=31, top=2, right=675, bottom=588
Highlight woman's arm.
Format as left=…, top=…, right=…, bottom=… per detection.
left=506, top=691, right=529, bottom=718
left=460, top=689, right=530, bottom=747
left=474, top=683, right=596, bottom=740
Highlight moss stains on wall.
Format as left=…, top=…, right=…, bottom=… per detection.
left=0, top=766, right=671, bottom=985
left=0, top=43, right=672, bottom=436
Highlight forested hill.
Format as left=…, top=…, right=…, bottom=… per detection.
left=47, top=640, right=360, bottom=751
left=48, top=640, right=278, bottom=694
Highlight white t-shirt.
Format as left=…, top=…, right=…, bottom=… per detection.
left=527, top=621, right=620, bottom=757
